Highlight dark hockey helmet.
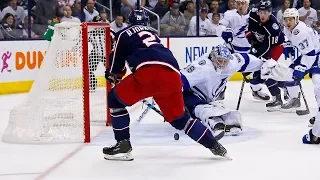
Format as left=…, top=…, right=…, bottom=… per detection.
left=258, top=0, right=272, bottom=12
left=128, top=9, right=150, bottom=26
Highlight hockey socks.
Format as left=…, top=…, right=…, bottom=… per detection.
left=183, top=119, right=217, bottom=148
left=265, top=79, right=280, bottom=96
left=111, top=108, right=130, bottom=141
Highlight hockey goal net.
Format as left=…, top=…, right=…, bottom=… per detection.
left=2, top=22, right=111, bottom=143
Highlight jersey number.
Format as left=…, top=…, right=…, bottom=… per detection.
left=271, top=36, right=278, bottom=44
left=298, top=39, right=309, bottom=50
left=138, top=31, right=160, bottom=47
left=185, top=64, right=195, bottom=73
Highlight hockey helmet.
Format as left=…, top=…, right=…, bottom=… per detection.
left=283, top=8, right=299, bottom=24
left=128, top=9, right=150, bottom=26
left=209, top=45, right=232, bottom=72
left=258, top=0, right=272, bottom=12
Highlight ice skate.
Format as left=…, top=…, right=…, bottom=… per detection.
left=280, top=98, right=301, bottom=113
left=282, top=87, right=290, bottom=101
left=212, top=122, right=225, bottom=141
left=251, top=87, right=270, bottom=101
left=266, top=94, right=283, bottom=112
left=209, top=141, right=231, bottom=160
left=103, top=139, right=134, bottom=161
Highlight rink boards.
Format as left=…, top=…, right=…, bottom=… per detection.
left=0, top=37, right=306, bottom=95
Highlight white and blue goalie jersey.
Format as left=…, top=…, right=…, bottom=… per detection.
left=180, top=52, right=263, bottom=102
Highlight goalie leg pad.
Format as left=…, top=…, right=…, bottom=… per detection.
left=108, top=89, right=130, bottom=141
left=222, top=111, right=243, bottom=136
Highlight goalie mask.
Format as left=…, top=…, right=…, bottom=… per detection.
left=283, top=8, right=299, bottom=31
left=209, top=45, right=232, bottom=73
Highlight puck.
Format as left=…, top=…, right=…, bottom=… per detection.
left=174, top=133, right=179, bottom=140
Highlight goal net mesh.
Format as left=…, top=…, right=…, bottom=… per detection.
left=2, top=22, right=109, bottom=143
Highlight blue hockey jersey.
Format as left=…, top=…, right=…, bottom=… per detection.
left=109, top=25, right=180, bottom=74
left=247, top=10, right=285, bottom=59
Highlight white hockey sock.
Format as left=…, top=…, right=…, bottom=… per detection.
left=250, top=84, right=261, bottom=92
left=287, top=85, right=299, bottom=98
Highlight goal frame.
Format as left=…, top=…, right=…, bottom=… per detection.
left=82, top=22, right=111, bottom=143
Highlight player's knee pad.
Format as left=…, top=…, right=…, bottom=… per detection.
left=169, top=110, right=191, bottom=130
left=108, top=89, right=128, bottom=116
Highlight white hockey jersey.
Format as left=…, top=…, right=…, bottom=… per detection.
left=180, top=52, right=262, bottom=102
left=284, top=21, right=320, bottom=69
left=219, top=9, right=251, bottom=52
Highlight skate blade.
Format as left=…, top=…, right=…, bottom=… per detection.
left=266, top=105, right=281, bottom=112
left=104, top=152, right=134, bottom=161
left=253, top=96, right=270, bottom=101
left=218, top=153, right=232, bottom=160
left=280, top=107, right=298, bottom=113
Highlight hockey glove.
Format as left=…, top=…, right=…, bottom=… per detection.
left=283, top=41, right=294, bottom=60
left=293, top=65, right=307, bottom=81
left=105, top=71, right=122, bottom=85
left=221, top=28, right=234, bottom=43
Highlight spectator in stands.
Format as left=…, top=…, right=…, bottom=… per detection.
left=0, top=13, right=18, bottom=39
left=160, top=2, right=186, bottom=36
left=298, top=0, right=318, bottom=28
left=292, top=0, right=303, bottom=8
left=209, top=12, right=224, bottom=36
left=184, top=0, right=196, bottom=26
left=148, top=0, right=159, bottom=9
left=71, top=0, right=82, bottom=20
left=271, top=0, right=284, bottom=13
left=153, top=0, right=169, bottom=19
left=84, top=0, right=99, bottom=22
left=121, top=0, right=146, bottom=20
left=187, top=7, right=212, bottom=36
left=2, top=0, right=25, bottom=26
left=208, top=0, right=223, bottom=20
left=277, top=0, right=291, bottom=29
left=60, top=5, right=81, bottom=22
left=226, top=0, right=236, bottom=11
left=110, top=15, right=128, bottom=32
left=35, top=0, right=58, bottom=25
left=97, top=11, right=110, bottom=23
left=16, top=16, right=39, bottom=38
left=200, top=0, right=209, bottom=10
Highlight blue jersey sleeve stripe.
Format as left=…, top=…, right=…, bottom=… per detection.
left=181, top=73, right=191, bottom=91
left=239, top=53, right=250, bottom=72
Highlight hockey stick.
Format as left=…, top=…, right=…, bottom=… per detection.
left=134, top=99, right=155, bottom=124
left=296, top=83, right=310, bottom=115
left=287, top=54, right=310, bottom=116
left=227, top=41, right=246, bottom=110
left=142, top=99, right=164, bottom=117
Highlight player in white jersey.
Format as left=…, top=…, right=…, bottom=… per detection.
left=180, top=45, right=265, bottom=139
left=219, top=0, right=270, bottom=102
left=262, top=8, right=320, bottom=144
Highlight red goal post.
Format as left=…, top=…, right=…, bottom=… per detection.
left=2, top=22, right=111, bottom=144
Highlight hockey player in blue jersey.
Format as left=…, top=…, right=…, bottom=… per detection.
left=181, top=44, right=268, bottom=140
left=103, top=9, right=230, bottom=161
left=245, top=0, right=287, bottom=112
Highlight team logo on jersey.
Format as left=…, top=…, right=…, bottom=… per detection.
left=293, top=29, right=300, bottom=35
left=272, top=23, right=279, bottom=30
left=253, top=32, right=265, bottom=42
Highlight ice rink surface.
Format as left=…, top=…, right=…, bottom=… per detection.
left=0, top=80, right=320, bottom=180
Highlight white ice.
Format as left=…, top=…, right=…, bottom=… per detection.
left=0, top=80, right=320, bottom=180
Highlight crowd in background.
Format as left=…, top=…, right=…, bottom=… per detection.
left=0, top=0, right=319, bottom=39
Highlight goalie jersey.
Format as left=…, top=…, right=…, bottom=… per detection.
left=284, top=21, right=320, bottom=70
left=110, top=25, right=179, bottom=75
left=180, top=52, right=263, bottom=102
